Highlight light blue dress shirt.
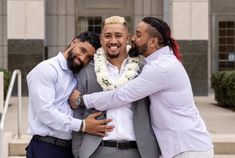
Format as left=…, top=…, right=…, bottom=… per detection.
left=27, top=53, right=81, bottom=140
left=83, top=46, right=213, bottom=158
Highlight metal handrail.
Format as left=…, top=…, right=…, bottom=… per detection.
left=0, top=70, right=22, bottom=158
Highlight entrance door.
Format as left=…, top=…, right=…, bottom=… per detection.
left=212, top=16, right=235, bottom=72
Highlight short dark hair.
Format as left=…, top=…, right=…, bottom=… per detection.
left=76, top=31, right=101, bottom=50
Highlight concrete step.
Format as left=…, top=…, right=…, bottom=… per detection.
left=8, top=135, right=31, bottom=156
left=212, top=134, right=235, bottom=155
left=214, top=155, right=235, bottom=158
left=7, top=134, right=235, bottom=156
left=2, top=132, right=13, bottom=158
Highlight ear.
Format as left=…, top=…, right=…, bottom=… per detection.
left=150, top=37, right=158, bottom=48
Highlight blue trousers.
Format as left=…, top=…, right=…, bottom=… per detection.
left=26, top=138, right=74, bottom=158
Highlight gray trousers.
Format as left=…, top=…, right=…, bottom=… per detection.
left=90, top=146, right=142, bottom=158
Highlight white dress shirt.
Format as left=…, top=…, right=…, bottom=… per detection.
left=83, top=46, right=213, bottom=158
left=101, top=58, right=136, bottom=141
left=27, top=53, right=82, bottom=140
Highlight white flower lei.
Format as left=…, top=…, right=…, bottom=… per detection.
left=94, top=45, right=142, bottom=90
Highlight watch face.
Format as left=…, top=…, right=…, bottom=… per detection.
left=76, top=97, right=81, bottom=105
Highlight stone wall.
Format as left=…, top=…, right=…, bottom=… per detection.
left=0, top=0, right=7, bottom=69
left=179, top=40, right=208, bottom=96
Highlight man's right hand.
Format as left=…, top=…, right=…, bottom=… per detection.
left=84, top=112, right=114, bottom=137
left=69, top=89, right=80, bottom=110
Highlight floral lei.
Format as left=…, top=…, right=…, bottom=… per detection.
left=94, top=45, right=142, bottom=90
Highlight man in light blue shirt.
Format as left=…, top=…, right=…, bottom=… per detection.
left=26, top=31, right=113, bottom=158
left=71, top=18, right=214, bottom=158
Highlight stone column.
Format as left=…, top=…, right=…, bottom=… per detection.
left=134, top=0, right=163, bottom=26
left=0, top=0, right=7, bottom=69
left=7, top=0, right=45, bottom=95
left=170, top=0, right=209, bottom=96
left=46, top=0, right=75, bottom=58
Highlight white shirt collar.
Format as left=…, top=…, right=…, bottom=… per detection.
left=58, top=52, right=69, bottom=71
left=144, top=46, right=173, bottom=64
left=106, top=57, right=129, bottom=69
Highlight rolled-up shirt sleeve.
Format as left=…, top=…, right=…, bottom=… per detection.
left=84, top=63, right=167, bottom=111
left=27, top=63, right=82, bottom=132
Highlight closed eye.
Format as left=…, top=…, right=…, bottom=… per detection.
left=80, top=46, right=88, bottom=54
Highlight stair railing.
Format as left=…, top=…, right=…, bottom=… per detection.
left=0, top=70, right=22, bottom=158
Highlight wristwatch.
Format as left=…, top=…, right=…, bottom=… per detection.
left=76, top=95, right=84, bottom=106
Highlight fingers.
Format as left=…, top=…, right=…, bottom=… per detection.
left=84, top=114, right=114, bottom=136
left=68, top=90, right=81, bottom=110
left=64, top=39, right=79, bottom=54
left=100, top=124, right=114, bottom=132
left=87, top=113, right=113, bottom=127
left=89, top=112, right=103, bottom=118
left=76, top=90, right=81, bottom=96
left=85, top=124, right=114, bottom=136
left=96, top=132, right=106, bottom=137
left=98, top=118, right=113, bottom=125
left=70, top=39, right=78, bottom=47
left=71, top=89, right=80, bottom=98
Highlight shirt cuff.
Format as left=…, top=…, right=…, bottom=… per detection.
left=83, top=94, right=92, bottom=109
left=70, top=118, right=82, bottom=131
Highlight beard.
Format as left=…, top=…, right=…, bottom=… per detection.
left=105, top=44, right=121, bottom=59
left=128, top=43, right=148, bottom=57
left=107, top=53, right=120, bottom=59
left=67, top=50, right=84, bottom=74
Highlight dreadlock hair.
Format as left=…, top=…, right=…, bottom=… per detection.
left=142, top=17, right=182, bottom=62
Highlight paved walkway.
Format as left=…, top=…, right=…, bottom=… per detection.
left=3, top=93, right=235, bottom=135
left=195, top=94, right=235, bottom=134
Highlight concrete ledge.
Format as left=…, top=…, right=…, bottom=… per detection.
left=9, top=135, right=31, bottom=156
left=3, top=132, right=13, bottom=158
left=212, top=134, right=235, bottom=154
left=215, top=155, right=235, bottom=158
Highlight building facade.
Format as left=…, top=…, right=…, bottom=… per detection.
left=0, top=0, right=234, bottom=95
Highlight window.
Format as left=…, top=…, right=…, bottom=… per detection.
left=77, top=17, right=102, bottom=34
left=77, top=16, right=133, bottom=35
left=218, top=21, right=235, bottom=71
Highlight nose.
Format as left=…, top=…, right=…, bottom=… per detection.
left=78, top=54, right=89, bottom=65
left=110, top=36, right=118, bottom=44
left=131, top=34, right=136, bottom=42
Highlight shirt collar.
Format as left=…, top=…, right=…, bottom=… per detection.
left=106, top=56, right=129, bottom=68
left=144, top=46, right=173, bottom=64
left=58, top=52, right=69, bottom=70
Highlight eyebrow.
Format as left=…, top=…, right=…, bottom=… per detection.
left=80, top=46, right=88, bottom=53
left=104, top=31, right=124, bottom=34
left=136, top=30, right=141, bottom=34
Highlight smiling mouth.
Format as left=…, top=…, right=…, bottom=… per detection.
left=108, top=45, right=120, bottom=52
left=73, top=58, right=81, bottom=66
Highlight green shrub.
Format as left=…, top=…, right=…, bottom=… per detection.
left=0, top=69, right=12, bottom=99
left=211, top=71, right=235, bottom=108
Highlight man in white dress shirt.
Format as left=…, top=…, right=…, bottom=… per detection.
left=72, top=17, right=214, bottom=158
left=26, top=31, right=113, bottom=158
